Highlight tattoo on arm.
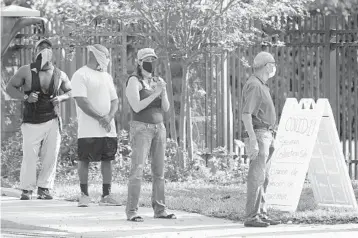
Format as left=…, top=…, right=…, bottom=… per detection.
left=58, top=73, right=72, bottom=101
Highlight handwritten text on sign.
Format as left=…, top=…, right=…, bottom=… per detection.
left=266, top=105, right=322, bottom=210
left=267, top=98, right=358, bottom=211
left=284, top=117, right=317, bottom=136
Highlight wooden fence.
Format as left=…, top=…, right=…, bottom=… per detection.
left=2, top=14, right=358, bottom=179
left=196, top=14, right=358, bottom=179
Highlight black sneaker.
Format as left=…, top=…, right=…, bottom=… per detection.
left=37, top=187, right=53, bottom=200
left=244, top=216, right=270, bottom=227
left=261, top=217, right=281, bottom=225
left=20, top=190, right=33, bottom=200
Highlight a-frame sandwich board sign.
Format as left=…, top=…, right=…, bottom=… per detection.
left=265, top=98, right=357, bottom=212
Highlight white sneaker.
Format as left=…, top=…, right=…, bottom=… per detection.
left=99, top=194, right=121, bottom=206
left=78, top=193, right=91, bottom=207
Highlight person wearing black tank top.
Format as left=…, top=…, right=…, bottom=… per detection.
left=125, top=48, right=175, bottom=222
left=6, top=38, right=72, bottom=200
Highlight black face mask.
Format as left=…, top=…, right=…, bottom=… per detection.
left=142, top=61, right=154, bottom=73
left=32, top=54, right=45, bottom=72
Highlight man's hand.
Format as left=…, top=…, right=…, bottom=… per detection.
left=98, top=114, right=113, bottom=132
left=27, top=92, right=39, bottom=103
left=50, top=95, right=62, bottom=106
left=270, top=138, right=280, bottom=149
left=249, top=137, right=259, bottom=159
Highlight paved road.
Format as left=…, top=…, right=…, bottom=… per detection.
left=1, top=188, right=358, bottom=238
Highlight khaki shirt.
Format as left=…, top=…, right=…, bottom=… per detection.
left=241, top=75, right=276, bottom=128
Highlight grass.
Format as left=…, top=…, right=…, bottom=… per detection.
left=53, top=180, right=358, bottom=225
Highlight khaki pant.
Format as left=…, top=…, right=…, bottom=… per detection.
left=244, top=129, right=274, bottom=220
left=20, top=118, right=61, bottom=190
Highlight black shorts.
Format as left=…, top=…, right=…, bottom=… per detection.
left=77, top=137, right=118, bottom=162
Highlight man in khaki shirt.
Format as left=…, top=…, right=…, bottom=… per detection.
left=241, top=51, right=281, bottom=227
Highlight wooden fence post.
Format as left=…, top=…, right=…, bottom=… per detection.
left=221, top=52, right=228, bottom=151
left=324, top=16, right=336, bottom=120
left=120, top=23, right=130, bottom=131
left=227, top=52, right=233, bottom=154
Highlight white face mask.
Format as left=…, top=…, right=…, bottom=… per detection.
left=87, top=45, right=110, bottom=72
left=268, top=65, right=276, bottom=78
left=96, top=58, right=110, bottom=71
left=35, top=48, right=53, bottom=69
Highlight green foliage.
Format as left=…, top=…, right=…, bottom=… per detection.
left=195, top=146, right=249, bottom=185
left=32, top=0, right=133, bottom=45
left=1, top=131, right=23, bottom=180
left=55, top=120, right=133, bottom=183
left=1, top=119, right=248, bottom=185
left=121, top=0, right=313, bottom=61
left=28, top=0, right=314, bottom=55
left=55, top=119, right=78, bottom=182
left=309, top=0, right=358, bottom=16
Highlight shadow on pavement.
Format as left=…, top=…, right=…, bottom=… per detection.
left=1, top=219, right=73, bottom=237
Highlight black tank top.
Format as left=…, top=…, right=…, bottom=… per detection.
left=22, top=64, right=61, bottom=124
left=126, top=75, right=163, bottom=124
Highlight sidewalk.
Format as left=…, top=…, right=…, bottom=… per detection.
left=1, top=188, right=358, bottom=238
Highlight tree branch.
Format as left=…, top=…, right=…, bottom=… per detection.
left=182, top=0, right=189, bottom=57
left=131, top=1, right=163, bottom=45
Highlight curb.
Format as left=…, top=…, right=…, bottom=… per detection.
left=1, top=187, right=22, bottom=198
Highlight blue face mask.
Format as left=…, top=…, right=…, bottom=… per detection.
left=142, top=61, right=154, bottom=73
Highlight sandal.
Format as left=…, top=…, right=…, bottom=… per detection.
left=154, top=213, right=177, bottom=219
left=127, top=216, right=144, bottom=222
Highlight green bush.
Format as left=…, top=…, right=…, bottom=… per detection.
left=194, top=146, right=249, bottom=185
left=1, top=119, right=248, bottom=186
left=117, top=138, right=184, bottom=183
left=1, top=131, right=23, bottom=180
left=56, top=120, right=133, bottom=184
left=56, top=118, right=78, bottom=182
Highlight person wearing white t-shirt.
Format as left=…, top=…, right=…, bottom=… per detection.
left=71, top=44, right=120, bottom=207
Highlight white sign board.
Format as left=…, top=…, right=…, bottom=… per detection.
left=266, top=98, right=357, bottom=212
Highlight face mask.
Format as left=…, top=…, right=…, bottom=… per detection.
left=35, top=48, right=53, bottom=70
left=87, top=45, right=110, bottom=72
left=268, top=65, right=276, bottom=78
left=142, top=61, right=154, bottom=73
left=96, top=58, right=110, bottom=72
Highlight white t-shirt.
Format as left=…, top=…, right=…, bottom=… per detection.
left=71, top=66, right=118, bottom=138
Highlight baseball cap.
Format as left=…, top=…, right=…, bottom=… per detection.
left=137, top=48, right=158, bottom=61
left=34, top=38, right=52, bottom=50
left=252, top=51, right=275, bottom=69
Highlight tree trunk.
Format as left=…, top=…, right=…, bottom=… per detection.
left=187, top=76, right=193, bottom=162
left=163, top=53, right=177, bottom=141
left=162, top=9, right=177, bottom=142
left=221, top=52, right=228, bottom=151
left=178, top=62, right=188, bottom=168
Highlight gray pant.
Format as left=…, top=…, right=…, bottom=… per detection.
left=126, top=121, right=167, bottom=219
left=244, top=129, right=274, bottom=220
